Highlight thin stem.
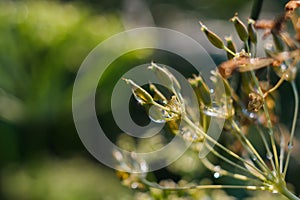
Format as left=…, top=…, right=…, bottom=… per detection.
left=263, top=97, right=280, bottom=172
left=223, top=46, right=237, bottom=57
left=201, top=157, right=265, bottom=183
left=278, top=126, right=286, bottom=174
left=183, top=116, right=265, bottom=178
left=250, top=70, right=280, bottom=172
left=250, top=0, right=264, bottom=20
left=279, top=185, right=300, bottom=200
left=257, top=126, right=277, bottom=172
left=231, top=120, right=271, bottom=175
left=283, top=81, right=299, bottom=177
left=263, top=74, right=286, bottom=98
left=141, top=177, right=267, bottom=191
left=253, top=43, right=257, bottom=57
left=203, top=142, right=266, bottom=181
left=245, top=41, right=251, bottom=54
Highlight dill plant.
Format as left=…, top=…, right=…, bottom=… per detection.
left=116, top=1, right=300, bottom=199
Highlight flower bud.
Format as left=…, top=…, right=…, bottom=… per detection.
left=189, top=75, right=211, bottom=106
left=230, top=13, right=248, bottom=42
left=199, top=21, right=224, bottom=49
left=248, top=19, right=257, bottom=44
left=148, top=62, right=181, bottom=91
left=123, top=78, right=154, bottom=105
left=225, top=36, right=236, bottom=59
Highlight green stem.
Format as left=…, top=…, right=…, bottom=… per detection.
left=203, top=142, right=266, bottom=181
left=251, top=0, right=264, bottom=20
left=280, top=185, right=300, bottom=200
left=250, top=70, right=280, bottom=172
left=141, top=177, right=267, bottom=191
left=257, top=126, right=277, bottom=172
left=223, top=46, right=236, bottom=57
left=183, top=116, right=266, bottom=178
left=283, top=81, right=299, bottom=177
left=231, top=120, right=271, bottom=175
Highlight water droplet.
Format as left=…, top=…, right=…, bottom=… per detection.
left=192, top=134, right=198, bottom=140
left=213, top=165, right=222, bottom=179
left=288, top=142, right=293, bottom=150
left=214, top=172, right=221, bottom=179
left=140, top=161, right=148, bottom=173
left=251, top=155, right=257, bottom=161
left=148, top=105, right=166, bottom=123
left=280, top=63, right=288, bottom=71
left=266, top=152, right=273, bottom=160
left=241, top=108, right=257, bottom=119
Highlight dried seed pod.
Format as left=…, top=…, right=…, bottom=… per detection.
left=296, top=18, right=300, bottom=41
left=248, top=92, right=263, bottom=112
left=248, top=19, right=257, bottom=44
left=199, top=21, right=224, bottom=49
left=230, top=13, right=248, bottom=42
left=225, top=36, right=236, bottom=59
left=123, top=78, right=154, bottom=105
left=255, top=19, right=274, bottom=29
left=218, top=57, right=275, bottom=78
left=148, top=62, right=181, bottom=91
left=188, top=75, right=211, bottom=132
left=285, top=0, right=300, bottom=12
left=189, top=75, right=211, bottom=106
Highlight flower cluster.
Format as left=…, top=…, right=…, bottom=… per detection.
left=116, top=1, right=300, bottom=199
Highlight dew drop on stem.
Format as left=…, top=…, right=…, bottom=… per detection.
left=213, top=165, right=222, bottom=179
left=251, top=155, right=258, bottom=161
left=148, top=105, right=166, bottom=123
left=288, top=142, right=294, bottom=150
left=266, top=152, right=273, bottom=160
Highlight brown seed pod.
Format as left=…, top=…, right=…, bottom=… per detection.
left=218, top=57, right=274, bottom=78
left=248, top=92, right=263, bottom=112
left=255, top=15, right=287, bottom=39
left=296, top=18, right=300, bottom=41
left=254, top=19, right=274, bottom=30
left=285, top=0, right=300, bottom=12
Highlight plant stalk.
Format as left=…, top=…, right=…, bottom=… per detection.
left=280, top=185, right=300, bottom=200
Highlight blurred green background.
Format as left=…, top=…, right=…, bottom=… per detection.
left=0, top=0, right=298, bottom=199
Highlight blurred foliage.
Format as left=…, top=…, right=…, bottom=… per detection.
left=1, top=157, right=133, bottom=200
left=0, top=0, right=124, bottom=162
left=0, top=0, right=130, bottom=199
left=0, top=0, right=122, bottom=124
